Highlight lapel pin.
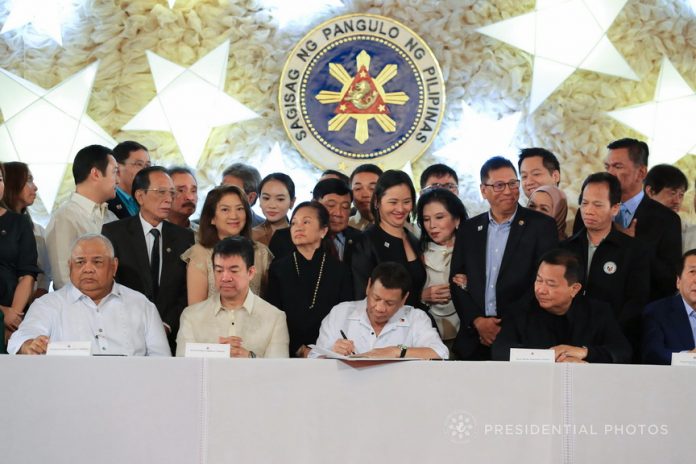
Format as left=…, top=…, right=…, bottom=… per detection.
left=166, top=247, right=171, bottom=253
left=518, top=220, right=525, bottom=226
left=477, top=225, right=483, bottom=231
left=116, top=204, right=122, bottom=210
left=384, top=241, right=390, bottom=248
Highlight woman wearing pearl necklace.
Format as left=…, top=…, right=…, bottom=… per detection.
left=267, top=201, right=352, bottom=358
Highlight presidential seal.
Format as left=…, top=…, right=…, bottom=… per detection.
left=279, top=14, right=445, bottom=171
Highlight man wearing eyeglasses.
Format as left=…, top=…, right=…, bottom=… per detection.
left=108, top=140, right=152, bottom=219
left=102, top=166, right=194, bottom=354
left=450, top=156, right=558, bottom=360
left=419, top=163, right=459, bottom=195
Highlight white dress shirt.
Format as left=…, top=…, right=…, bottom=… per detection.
left=45, top=193, right=117, bottom=289
left=33, top=222, right=52, bottom=291
left=310, top=299, right=449, bottom=359
left=176, top=290, right=289, bottom=358
left=8, top=282, right=171, bottom=356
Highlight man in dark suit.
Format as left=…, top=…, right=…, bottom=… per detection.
left=573, top=138, right=681, bottom=301
left=562, top=172, right=649, bottom=359
left=493, top=249, right=632, bottom=364
left=643, top=250, right=696, bottom=365
left=102, top=166, right=194, bottom=353
left=269, top=178, right=361, bottom=266
left=450, top=156, right=558, bottom=360
left=107, top=141, right=151, bottom=219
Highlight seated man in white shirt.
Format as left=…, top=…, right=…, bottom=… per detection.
left=311, top=262, right=448, bottom=359
left=8, top=234, right=171, bottom=356
left=176, top=236, right=289, bottom=358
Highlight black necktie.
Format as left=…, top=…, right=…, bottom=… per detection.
left=149, top=228, right=160, bottom=299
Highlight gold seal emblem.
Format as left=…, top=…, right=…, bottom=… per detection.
left=279, top=14, right=445, bottom=171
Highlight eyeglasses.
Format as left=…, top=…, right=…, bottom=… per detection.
left=124, top=161, right=152, bottom=169
left=144, top=189, right=176, bottom=198
left=482, top=180, right=520, bottom=192
left=424, top=182, right=458, bottom=192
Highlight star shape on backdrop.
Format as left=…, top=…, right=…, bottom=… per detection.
left=434, top=101, right=522, bottom=179
left=608, top=56, right=696, bottom=166
left=122, top=40, right=259, bottom=168
left=0, top=0, right=76, bottom=46
left=0, top=61, right=116, bottom=211
left=477, top=0, right=638, bottom=112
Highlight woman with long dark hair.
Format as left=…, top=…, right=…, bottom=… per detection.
left=417, top=188, right=468, bottom=351
left=0, top=163, right=39, bottom=348
left=2, top=161, right=51, bottom=297
left=182, top=185, right=272, bottom=304
left=252, top=173, right=296, bottom=246
left=351, top=170, right=425, bottom=309
left=267, top=201, right=352, bottom=357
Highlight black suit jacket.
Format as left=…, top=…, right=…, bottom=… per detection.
left=102, top=216, right=194, bottom=351
left=573, top=195, right=681, bottom=301
left=492, top=296, right=632, bottom=363
left=351, top=224, right=425, bottom=310
left=642, top=294, right=696, bottom=365
left=107, top=195, right=135, bottom=220
left=561, top=227, right=649, bottom=357
left=450, top=206, right=558, bottom=359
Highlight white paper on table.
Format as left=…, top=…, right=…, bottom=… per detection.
left=671, top=352, right=696, bottom=366
left=184, top=343, right=229, bottom=358
left=509, top=348, right=555, bottom=363
left=307, top=344, right=419, bottom=361
left=46, top=341, right=92, bottom=356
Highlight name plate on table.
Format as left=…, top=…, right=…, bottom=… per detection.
left=510, top=348, right=555, bottom=363
left=185, top=343, right=229, bottom=358
left=46, top=341, right=92, bottom=356
left=671, top=352, right=696, bottom=366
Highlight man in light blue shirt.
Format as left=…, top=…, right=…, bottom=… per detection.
left=108, top=140, right=151, bottom=219
left=450, top=156, right=558, bottom=360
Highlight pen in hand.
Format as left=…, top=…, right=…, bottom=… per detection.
left=340, top=330, right=355, bottom=355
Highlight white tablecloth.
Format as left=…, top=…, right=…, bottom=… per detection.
left=1, top=357, right=692, bottom=463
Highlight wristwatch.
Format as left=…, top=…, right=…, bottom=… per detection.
left=397, top=344, right=408, bottom=358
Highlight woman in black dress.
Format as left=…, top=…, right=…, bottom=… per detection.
left=0, top=163, right=39, bottom=350
left=351, top=170, right=425, bottom=309
left=267, top=201, right=352, bottom=357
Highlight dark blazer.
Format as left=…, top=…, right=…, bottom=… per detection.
left=642, top=294, right=696, bottom=365
left=107, top=194, right=135, bottom=220
left=269, top=226, right=362, bottom=268
left=450, top=206, right=558, bottom=359
left=102, top=216, right=194, bottom=352
left=351, top=224, right=425, bottom=310
left=573, top=195, right=681, bottom=301
left=267, top=250, right=353, bottom=356
left=561, top=227, right=649, bottom=356
left=492, top=296, right=632, bottom=364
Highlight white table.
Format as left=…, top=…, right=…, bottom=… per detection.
left=1, top=357, right=693, bottom=463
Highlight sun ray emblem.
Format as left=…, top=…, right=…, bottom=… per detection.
left=315, top=50, right=409, bottom=144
